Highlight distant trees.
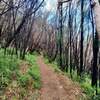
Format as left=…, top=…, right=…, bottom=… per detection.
left=44, top=0, right=100, bottom=94
left=0, top=0, right=44, bottom=58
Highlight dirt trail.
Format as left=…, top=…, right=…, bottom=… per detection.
left=37, top=56, right=85, bottom=100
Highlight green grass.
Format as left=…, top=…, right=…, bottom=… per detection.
left=0, top=49, right=41, bottom=99
left=25, top=53, right=41, bottom=89
left=44, top=57, right=61, bottom=72
left=0, top=49, right=20, bottom=90
left=18, top=73, right=31, bottom=87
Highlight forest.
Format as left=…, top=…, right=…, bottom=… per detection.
left=0, top=0, right=100, bottom=100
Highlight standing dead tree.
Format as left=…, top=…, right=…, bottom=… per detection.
left=0, top=0, right=44, bottom=58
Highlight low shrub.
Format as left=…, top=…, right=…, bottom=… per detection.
left=18, top=74, right=30, bottom=87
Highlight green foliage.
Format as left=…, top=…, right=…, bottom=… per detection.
left=30, top=51, right=40, bottom=56
left=45, top=58, right=61, bottom=74
left=81, top=82, right=100, bottom=100
left=0, top=76, right=9, bottom=90
left=0, top=49, right=41, bottom=100
left=0, top=49, right=20, bottom=89
left=18, top=74, right=30, bottom=87
left=92, top=94, right=100, bottom=100
left=25, top=53, right=37, bottom=65
left=33, top=81, right=41, bottom=89
left=81, top=83, right=95, bottom=97
left=26, top=54, right=41, bottom=89
left=28, top=67, right=40, bottom=81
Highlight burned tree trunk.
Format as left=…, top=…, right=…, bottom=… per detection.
left=80, top=0, right=84, bottom=77
left=90, top=0, right=99, bottom=93
left=58, top=2, right=63, bottom=70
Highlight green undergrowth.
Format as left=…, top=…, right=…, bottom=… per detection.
left=0, top=49, right=20, bottom=91
left=25, top=53, right=41, bottom=89
left=44, top=57, right=100, bottom=100
left=0, top=49, right=41, bottom=99
left=14, top=53, right=41, bottom=89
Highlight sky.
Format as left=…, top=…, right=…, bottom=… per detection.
left=44, top=0, right=94, bottom=42
left=45, top=0, right=57, bottom=12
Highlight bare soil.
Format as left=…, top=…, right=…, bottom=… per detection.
left=37, top=56, right=85, bottom=100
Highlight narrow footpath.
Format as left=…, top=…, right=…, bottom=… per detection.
left=37, top=56, right=85, bottom=100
